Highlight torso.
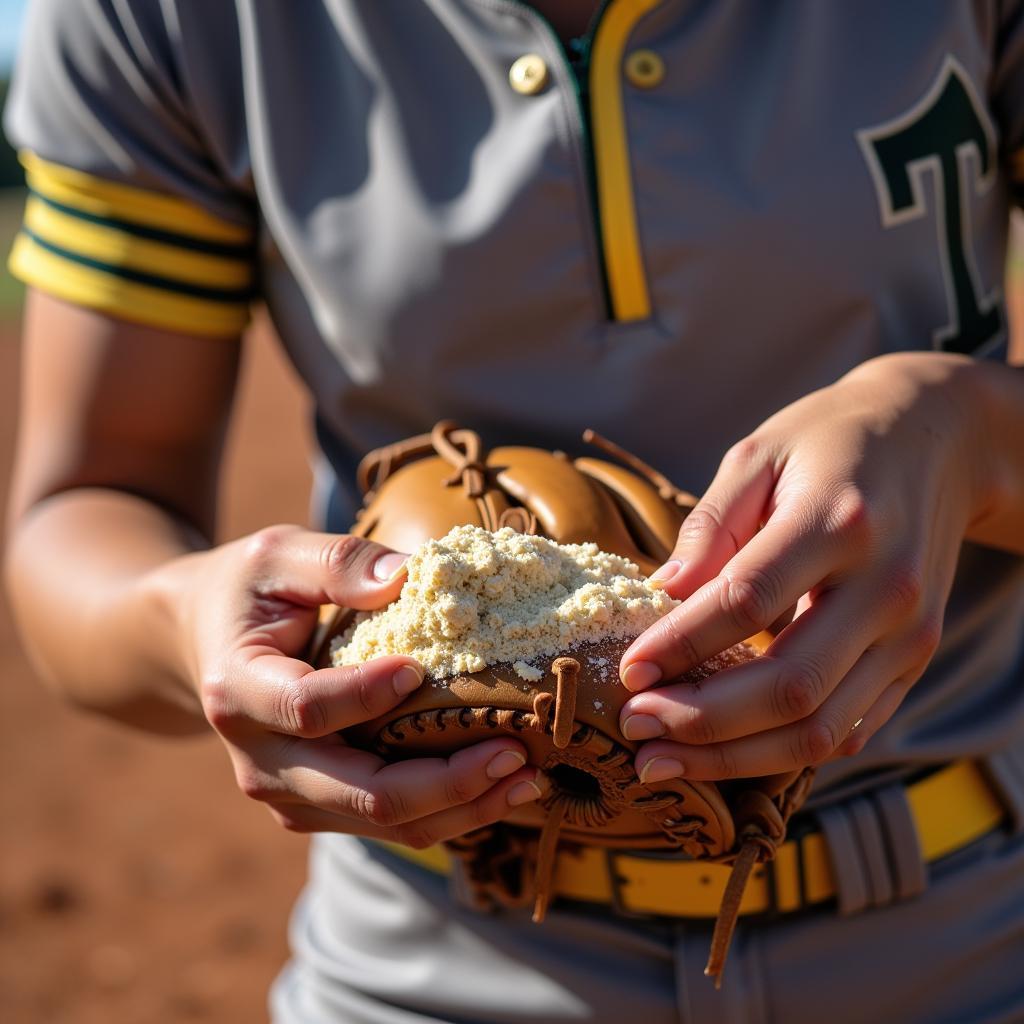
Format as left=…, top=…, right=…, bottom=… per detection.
left=164, top=0, right=1024, bottom=788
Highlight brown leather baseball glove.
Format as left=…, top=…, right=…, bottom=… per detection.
left=311, top=421, right=815, bottom=985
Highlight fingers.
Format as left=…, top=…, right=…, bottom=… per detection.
left=264, top=766, right=546, bottom=844
left=375, top=769, right=546, bottom=849
left=648, top=440, right=776, bottom=602
left=623, top=567, right=942, bottom=779
left=622, top=507, right=855, bottom=689
left=831, top=673, right=920, bottom=759
left=619, top=582, right=881, bottom=746
left=239, top=524, right=409, bottom=610
left=631, top=644, right=913, bottom=781
left=284, top=737, right=532, bottom=823
left=238, top=733, right=547, bottom=843
left=621, top=476, right=886, bottom=690
left=204, top=652, right=426, bottom=738
left=287, top=736, right=539, bottom=825
left=219, top=647, right=554, bottom=844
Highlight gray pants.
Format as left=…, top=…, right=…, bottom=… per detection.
left=270, top=816, right=1024, bottom=1024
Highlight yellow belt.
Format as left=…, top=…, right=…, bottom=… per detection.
left=382, top=760, right=1005, bottom=918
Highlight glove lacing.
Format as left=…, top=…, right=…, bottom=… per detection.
left=704, top=789, right=788, bottom=987
left=583, top=428, right=694, bottom=509
left=529, top=656, right=581, bottom=923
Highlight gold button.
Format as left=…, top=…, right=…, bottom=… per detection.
left=624, top=49, right=665, bottom=89
left=509, top=54, right=550, bottom=96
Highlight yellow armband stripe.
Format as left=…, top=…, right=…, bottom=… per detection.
left=20, top=152, right=252, bottom=244
left=23, top=197, right=253, bottom=290
left=10, top=154, right=256, bottom=336
left=10, top=233, right=251, bottom=337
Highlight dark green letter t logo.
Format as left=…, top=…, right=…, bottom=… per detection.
left=859, top=56, right=1002, bottom=355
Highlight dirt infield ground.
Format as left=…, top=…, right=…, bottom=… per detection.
left=0, top=311, right=315, bottom=1023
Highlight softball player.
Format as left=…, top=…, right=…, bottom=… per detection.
left=4, top=2, right=1024, bottom=1021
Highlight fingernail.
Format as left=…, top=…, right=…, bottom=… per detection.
left=392, top=664, right=424, bottom=696
left=621, top=661, right=662, bottom=692
left=648, top=560, right=682, bottom=589
left=486, top=749, right=526, bottom=779
left=373, top=553, right=408, bottom=583
left=507, top=779, right=544, bottom=806
left=639, top=757, right=684, bottom=784
left=621, top=714, right=666, bottom=741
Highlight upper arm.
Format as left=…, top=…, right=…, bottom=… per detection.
left=8, top=290, right=242, bottom=542
left=2, top=0, right=257, bottom=538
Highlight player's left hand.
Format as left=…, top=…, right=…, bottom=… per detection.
left=618, top=351, right=995, bottom=782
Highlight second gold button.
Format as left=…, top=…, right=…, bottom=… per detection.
left=624, top=49, right=665, bottom=89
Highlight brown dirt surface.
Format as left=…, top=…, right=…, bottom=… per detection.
left=0, top=311, right=315, bottom=1024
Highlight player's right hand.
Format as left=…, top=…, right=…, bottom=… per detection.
left=167, top=525, right=544, bottom=845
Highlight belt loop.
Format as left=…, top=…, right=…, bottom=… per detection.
left=817, top=792, right=913, bottom=916
left=819, top=779, right=930, bottom=915
left=795, top=831, right=808, bottom=909
left=763, top=855, right=780, bottom=916
left=817, top=803, right=870, bottom=915
left=871, top=783, right=926, bottom=901
left=983, top=747, right=1024, bottom=836
left=847, top=797, right=895, bottom=908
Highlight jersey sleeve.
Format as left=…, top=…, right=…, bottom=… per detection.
left=3, top=0, right=256, bottom=337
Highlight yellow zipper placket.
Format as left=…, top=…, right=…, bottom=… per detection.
left=589, top=0, right=661, bottom=323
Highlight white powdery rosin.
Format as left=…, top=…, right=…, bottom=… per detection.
left=331, top=524, right=679, bottom=680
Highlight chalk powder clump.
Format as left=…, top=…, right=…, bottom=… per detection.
left=331, top=524, right=678, bottom=680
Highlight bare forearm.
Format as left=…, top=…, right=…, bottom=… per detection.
left=837, top=352, right=1024, bottom=555
left=964, top=358, right=1024, bottom=554
left=2, top=293, right=245, bottom=733
left=4, top=488, right=207, bottom=734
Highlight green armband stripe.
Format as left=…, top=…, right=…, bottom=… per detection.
left=20, top=152, right=253, bottom=245
left=9, top=232, right=251, bottom=337
left=23, top=195, right=253, bottom=291
left=28, top=188, right=255, bottom=260
left=21, top=228, right=256, bottom=304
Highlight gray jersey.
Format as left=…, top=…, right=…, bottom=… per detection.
left=6, top=2, right=1024, bottom=1019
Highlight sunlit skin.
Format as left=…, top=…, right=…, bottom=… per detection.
left=620, top=350, right=1024, bottom=785
left=4, top=291, right=545, bottom=844
left=520, top=1, right=1024, bottom=788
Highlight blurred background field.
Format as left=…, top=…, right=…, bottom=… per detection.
left=0, top=245, right=316, bottom=1024
left=0, top=12, right=317, bottom=1014
left=0, top=198, right=316, bottom=1022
